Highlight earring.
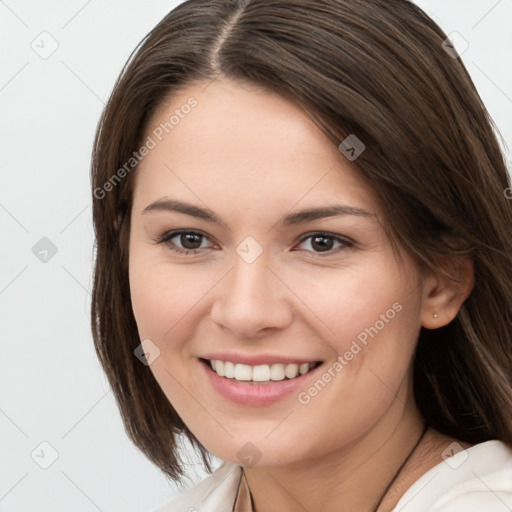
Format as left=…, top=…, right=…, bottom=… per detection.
left=433, top=313, right=439, bottom=319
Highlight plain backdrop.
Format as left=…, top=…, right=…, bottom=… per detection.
left=1, top=1, right=511, bottom=511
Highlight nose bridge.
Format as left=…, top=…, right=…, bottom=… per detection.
left=231, top=250, right=271, bottom=301
left=211, top=246, right=291, bottom=337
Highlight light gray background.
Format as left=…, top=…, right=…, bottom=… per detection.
left=1, top=1, right=511, bottom=511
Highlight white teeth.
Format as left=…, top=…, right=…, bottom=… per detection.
left=208, top=359, right=318, bottom=382
left=270, top=363, right=285, bottom=381
left=252, top=365, right=271, bottom=382
left=224, top=361, right=235, bottom=378
left=234, top=364, right=252, bottom=381
left=215, top=360, right=225, bottom=377
left=284, top=364, right=299, bottom=379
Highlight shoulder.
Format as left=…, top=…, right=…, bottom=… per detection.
left=394, top=440, right=512, bottom=511
left=154, top=461, right=242, bottom=512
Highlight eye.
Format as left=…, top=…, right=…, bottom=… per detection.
left=294, top=232, right=354, bottom=255
left=154, top=230, right=353, bottom=257
left=156, top=230, right=215, bottom=255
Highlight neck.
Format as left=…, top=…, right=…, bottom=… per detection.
left=243, top=392, right=432, bottom=512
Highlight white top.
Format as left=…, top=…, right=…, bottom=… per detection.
left=155, top=440, right=512, bottom=512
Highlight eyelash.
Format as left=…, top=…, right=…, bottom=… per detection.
left=154, top=229, right=354, bottom=257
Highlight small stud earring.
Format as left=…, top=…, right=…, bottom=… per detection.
left=433, top=313, right=439, bottom=319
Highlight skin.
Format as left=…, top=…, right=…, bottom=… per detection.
left=128, top=79, right=474, bottom=512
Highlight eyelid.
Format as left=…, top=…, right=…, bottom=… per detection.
left=297, top=231, right=354, bottom=245
left=157, top=229, right=217, bottom=250
left=155, top=229, right=354, bottom=258
left=294, top=231, right=355, bottom=255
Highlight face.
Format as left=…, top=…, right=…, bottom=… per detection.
left=128, top=79, right=427, bottom=468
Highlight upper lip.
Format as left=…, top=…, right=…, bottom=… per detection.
left=200, top=353, right=323, bottom=366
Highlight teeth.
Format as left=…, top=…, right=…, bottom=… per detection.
left=225, top=361, right=235, bottom=378
left=285, top=364, right=299, bottom=379
left=270, top=363, right=285, bottom=381
left=234, top=364, right=252, bottom=381
left=208, top=360, right=318, bottom=382
left=252, top=365, right=271, bottom=382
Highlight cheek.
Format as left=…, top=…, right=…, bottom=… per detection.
left=128, top=248, right=218, bottom=343
left=129, top=242, right=181, bottom=339
left=128, top=251, right=206, bottom=403
left=287, top=260, right=413, bottom=347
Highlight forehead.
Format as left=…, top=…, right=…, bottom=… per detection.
left=133, top=79, right=378, bottom=216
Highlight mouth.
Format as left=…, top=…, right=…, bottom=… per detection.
left=199, top=357, right=323, bottom=385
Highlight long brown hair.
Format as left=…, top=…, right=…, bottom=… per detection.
left=90, top=0, right=512, bottom=484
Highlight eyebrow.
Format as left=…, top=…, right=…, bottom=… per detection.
left=142, top=199, right=376, bottom=227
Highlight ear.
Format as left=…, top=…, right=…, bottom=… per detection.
left=420, top=255, right=474, bottom=330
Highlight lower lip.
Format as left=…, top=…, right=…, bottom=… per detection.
left=198, top=358, right=324, bottom=407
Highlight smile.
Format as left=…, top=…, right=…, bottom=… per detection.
left=198, top=357, right=326, bottom=406
left=206, top=359, right=322, bottom=383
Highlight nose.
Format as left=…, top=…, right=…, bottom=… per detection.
left=210, top=252, right=293, bottom=339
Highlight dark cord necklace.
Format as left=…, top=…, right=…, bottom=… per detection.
left=370, top=422, right=429, bottom=512
left=241, top=422, right=429, bottom=512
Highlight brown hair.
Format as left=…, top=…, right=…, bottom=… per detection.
left=91, top=0, right=512, bottom=484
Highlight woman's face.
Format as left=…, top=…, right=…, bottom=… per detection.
left=128, top=79, right=428, bottom=467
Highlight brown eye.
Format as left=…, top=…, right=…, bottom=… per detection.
left=178, top=232, right=203, bottom=249
left=157, top=230, right=213, bottom=255
left=296, top=233, right=353, bottom=255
